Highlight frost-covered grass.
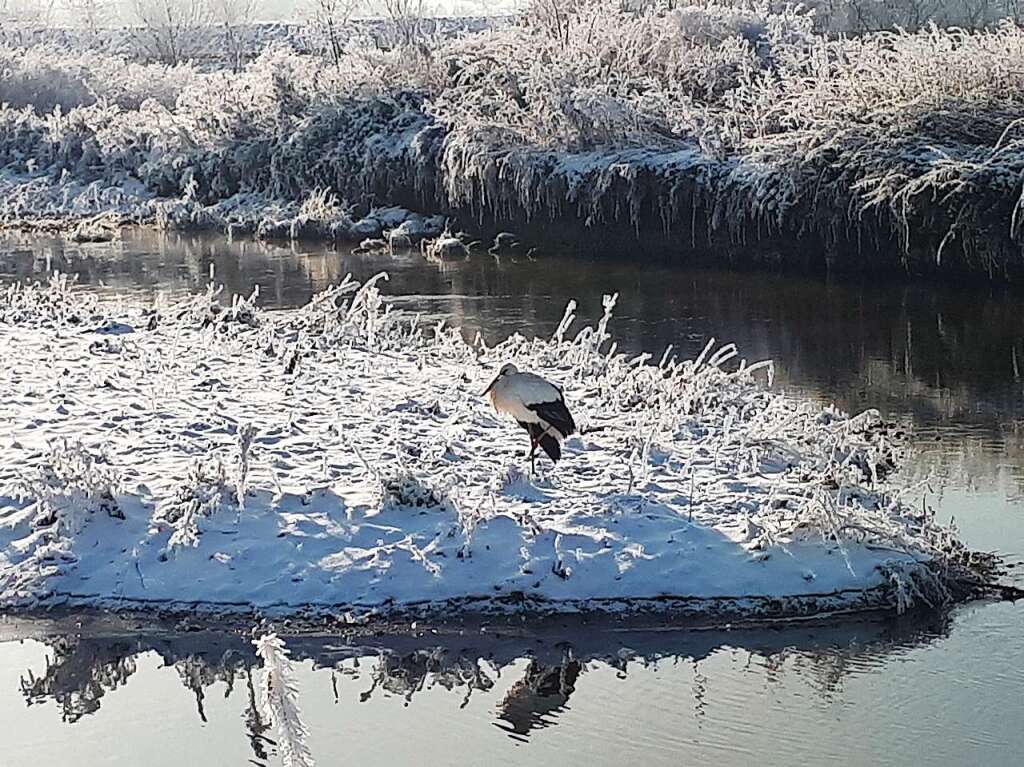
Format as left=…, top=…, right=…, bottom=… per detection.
left=0, top=273, right=999, bottom=619
left=4, top=3, right=1024, bottom=276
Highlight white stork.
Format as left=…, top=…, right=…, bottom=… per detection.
left=482, top=363, right=576, bottom=473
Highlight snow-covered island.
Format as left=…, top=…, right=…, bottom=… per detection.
left=0, top=274, right=998, bottom=620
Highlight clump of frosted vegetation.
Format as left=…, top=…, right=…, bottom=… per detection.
left=254, top=634, right=314, bottom=767
left=150, top=457, right=232, bottom=552
left=0, top=273, right=103, bottom=327
left=0, top=44, right=199, bottom=112
left=2, top=2, right=1024, bottom=272
left=381, top=472, right=451, bottom=511
left=12, top=439, right=124, bottom=534
left=0, top=438, right=124, bottom=601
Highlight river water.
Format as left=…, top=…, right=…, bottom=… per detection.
left=1, top=230, right=1022, bottom=766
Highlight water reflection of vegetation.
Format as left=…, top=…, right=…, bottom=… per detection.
left=11, top=611, right=953, bottom=754
left=19, top=635, right=138, bottom=723
left=495, top=656, right=583, bottom=742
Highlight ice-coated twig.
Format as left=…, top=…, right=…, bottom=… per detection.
left=254, top=633, right=315, bottom=767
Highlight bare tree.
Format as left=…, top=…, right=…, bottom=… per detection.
left=381, top=0, right=425, bottom=47
left=525, top=0, right=580, bottom=46
left=364, top=0, right=428, bottom=51
left=209, top=0, right=258, bottom=72
left=64, top=0, right=112, bottom=34
left=130, top=0, right=211, bottom=65
left=955, top=0, right=994, bottom=27
left=307, top=0, right=360, bottom=68
left=841, top=0, right=1001, bottom=32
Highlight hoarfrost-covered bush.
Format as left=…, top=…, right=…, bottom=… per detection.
left=0, top=273, right=104, bottom=327
left=4, top=3, right=1024, bottom=273
left=283, top=272, right=426, bottom=353
left=0, top=45, right=201, bottom=112
left=150, top=457, right=230, bottom=551
left=12, top=439, right=124, bottom=534
left=381, top=471, right=451, bottom=510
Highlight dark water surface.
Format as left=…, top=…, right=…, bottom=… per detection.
left=1, top=230, right=1022, bottom=766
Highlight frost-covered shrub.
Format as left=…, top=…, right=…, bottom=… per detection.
left=284, top=272, right=425, bottom=353
left=0, top=45, right=200, bottom=112
left=12, top=439, right=124, bottom=534
left=0, top=273, right=104, bottom=328
left=5, top=4, right=1024, bottom=272
left=150, top=457, right=230, bottom=551
left=234, top=423, right=257, bottom=509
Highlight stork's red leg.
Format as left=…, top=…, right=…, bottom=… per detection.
left=529, top=433, right=538, bottom=475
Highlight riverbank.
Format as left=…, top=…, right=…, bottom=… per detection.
left=4, top=4, right=1024, bottom=279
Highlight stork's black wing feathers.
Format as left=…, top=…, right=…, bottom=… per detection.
left=527, top=398, right=576, bottom=438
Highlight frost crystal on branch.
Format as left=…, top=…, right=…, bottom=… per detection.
left=254, top=633, right=315, bottom=767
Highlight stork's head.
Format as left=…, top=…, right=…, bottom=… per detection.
left=481, top=363, right=518, bottom=395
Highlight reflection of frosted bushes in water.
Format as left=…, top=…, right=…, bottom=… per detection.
left=358, top=648, right=496, bottom=707
left=19, top=636, right=138, bottom=723
left=254, top=634, right=314, bottom=767
left=243, top=666, right=273, bottom=761
left=495, top=657, right=583, bottom=740
left=175, top=652, right=246, bottom=723
left=11, top=610, right=954, bottom=747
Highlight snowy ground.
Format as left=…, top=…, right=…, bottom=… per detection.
left=0, top=273, right=987, bottom=620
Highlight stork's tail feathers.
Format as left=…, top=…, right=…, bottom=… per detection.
left=522, top=422, right=564, bottom=463
left=538, top=433, right=561, bottom=462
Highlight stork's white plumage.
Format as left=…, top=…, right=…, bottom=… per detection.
left=482, top=363, right=576, bottom=473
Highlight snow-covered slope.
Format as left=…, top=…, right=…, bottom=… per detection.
left=0, top=274, right=988, bottom=619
